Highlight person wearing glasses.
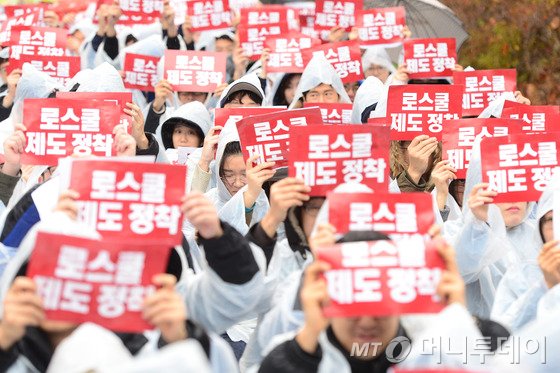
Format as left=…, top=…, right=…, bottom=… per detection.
left=361, top=46, right=396, bottom=84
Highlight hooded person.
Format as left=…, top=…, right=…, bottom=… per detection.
left=263, top=73, right=301, bottom=107
left=217, top=72, right=265, bottom=109
left=350, top=75, right=386, bottom=124
left=361, top=46, right=397, bottom=84
left=490, top=173, right=560, bottom=332
left=288, top=54, right=351, bottom=109
left=0, top=208, right=243, bottom=373
left=442, top=138, right=540, bottom=319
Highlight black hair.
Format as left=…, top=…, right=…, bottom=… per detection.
left=273, top=73, right=300, bottom=106
left=216, top=35, right=234, bottom=42
left=361, top=102, right=378, bottom=123
left=539, top=212, right=552, bottom=243
left=125, top=34, right=138, bottom=46
left=408, top=78, right=451, bottom=85
left=161, top=119, right=205, bottom=149
left=219, top=141, right=242, bottom=177
left=224, top=90, right=262, bottom=106
left=449, top=178, right=466, bottom=208
left=337, top=231, right=391, bottom=243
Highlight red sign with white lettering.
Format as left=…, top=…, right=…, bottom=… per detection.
left=237, top=107, right=323, bottom=168
left=123, top=53, right=159, bottom=91
left=187, top=0, right=232, bottom=31
left=303, top=102, right=353, bottom=124
left=164, top=50, right=227, bottom=92
left=289, top=124, right=390, bottom=196
left=302, top=40, right=363, bottom=83
left=481, top=132, right=560, bottom=202
left=265, top=33, right=321, bottom=73
left=27, top=232, right=170, bottom=333
left=8, top=55, right=80, bottom=87
left=328, top=192, right=435, bottom=237
left=453, top=69, right=517, bottom=117
left=7, top=26, right=67, bottom=73
left=442, top=118, right=526, bottom=179
left=403, top=38, right=457, bottom=79
left=387, top=84, right=463, bottom=140
left=314, top=0, right=363, bottom=32
left=501, top=101, right=560, bottom=133
left=356, top=7, right=405, bottom=47
left=68, top=159, right=186, bottom=245
left=316, top=238, right=445, bottom=317
left=21, top=99, right=121, bottom=165
left=95, top=0, right=162, bottom=24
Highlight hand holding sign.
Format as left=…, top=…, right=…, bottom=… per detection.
left=2, top=123, right=26, bottom=177
left=181, top=192, right=223, bottom=239
left=309, top=223, right=337, bottom=254
left=514, top=90, right=531, bottom=105
left=430, top=160, right=457, bottom=210
left=538, top=240, right=560, bottom=289
left=244, top=155, right=276, bottom=210
left=153, top=79, right=174, bottom=113
left=406, top=135, right=438, bottom=184
left=468, top=183, right=498, bottom=223
left=199, top=126, right=222, bottom=172
left=435, top=237, right=465, bottom=306
left=55, top=189, right=80, bottom=221
left=112, top=125, right=136, bottom=157
left=4, top=68, right=22, bottom=108
left=0, top=277, right=46, bottom=351
left=124, top=102, right=149, bottom=150
left=142, top=274, right=187, bottom=344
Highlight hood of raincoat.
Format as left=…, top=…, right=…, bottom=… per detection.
left=361, top=46, right=396, bottom=77
left=159, top=101, right=212, bottom=150
left=214, top=116, right=242, bottom=203
left=66, top=62, right=126, bottom=93
left=218, top=73, right=264, bottom=108
left=350, top=76, right=386, bottom=123
left=118, top=34, right=166, bottom=68
left=265, top=72, right=301, bottom=107
left=534, top=172, right=560, bottom=244
left=288, top=54, right=351, bottom=109
left=478, top=92, right=517, bottom=118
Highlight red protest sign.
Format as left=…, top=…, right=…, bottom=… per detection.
left=7, top=26, right=67, bottom=72
left=238, top=6, right=292, bottom=60
left=68, top=158, right=187, bottom=245
left=316, top=238, right=445, bottom=317
left=302, top=40, right=363, bottom=83
left=265, top=33, right=321, bottom=73
left=164, top=50, right=227, bottom=92
left=237, top=107, right=323, bottom=168
left=442, top=118, right=526, bottom=179
left=214, top=107, right=286, bottom=128
left=0, top=7, right=43, bottom=46
left=481, top=132, right=560, bottom=202
left=387, top=84, right=463, bottom=140
left=303, top=102, right=353, bottom=124
left=123, top=53, right=159, bottom=92
left=403, top=38, right=457, bottom=79
left=8, top=55, right=80, bottom=86
left=453, top=69, right=517, bottom=117
left=296, top=4, right=319, bottom=38
left=356, top=7, right=405, bottom=47
left=501, top=101, right=560, bottom=133
left=328, top=192, right=435, bottom=237
left=56, top=92, right=134, bottom=133
left=187, top=0, right=232, bottom=31
left=314, top=0, right=363, bottom=32
left=21, top=99, right=120, bottom=165
left=95, top=0, right=162, bottom=24
left=27, top=232, right=170, bottom=333
left=289, top=125, right=390, bottom=196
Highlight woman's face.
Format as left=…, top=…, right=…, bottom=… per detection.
left=221, top=154, right=246, bottom=196
left=178, top=91, right=207, bottom=104
left=541, top=210, right=553, bottom=243
left=284, top=75, right=301, bottom=105
left=497, top=202, right=529, bottom=228
left=365, top=64, right=390, bottom=82
left=172, top=125, right=200, bottom=148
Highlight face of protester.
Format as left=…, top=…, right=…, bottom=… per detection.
left=344, top=82, right=359, bottom=102
left=178, top=91, right=207, bottom=105
left=304, top=83, right=339, bottom=104
left=301, top=198, right=325, bottom=240
left=223, top=93, right=260, bottom=108
left=497, top=202, right=529, bottom=228
left=284, top=75, right=301, bottom=105
left=221, top=154, right=246, bottom=196
left=450, top=179, right=466, bottom=208
left=215, top=38, right=235, bottom=55
left=172, top=125, right=201, bottom=148
left=364, top=64, right=390, bottom=82
left=331, top=316, right=401, bottom=360
left=541, top=210, right=553, bottom=243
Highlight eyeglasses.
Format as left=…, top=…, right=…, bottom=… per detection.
left=221, top=172, right=247, bottom=185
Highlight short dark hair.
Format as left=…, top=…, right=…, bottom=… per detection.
left=224, top=90, right=262, bottom=106
left=219, top=141, right=242, bottom=176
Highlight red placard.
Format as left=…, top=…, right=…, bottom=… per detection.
left=123, top=53, right=159, bottom=92
left=442, top=118, right=526, bottom=179
left=8, top=55, right=80, bottom=87
left=264, top=33, right=321, bottom=73
left=387, top=85, right=463, bottom=140
left=501, top=101, right=560, bottom=133
left=403, top=38, right=457, bottom=79
left=187, top=0, right=232, bottom=31
left=214, top=107, right=286, bottom=128
left=328, top=192, right=435, bottom=237
left=289, top=124, right=390, bottom=196
left=238, top=6, right=294, bottom=60
left=95, top=0, right=162, bottom=24
left=0, top=7, right=43, bottom=46
left=56, top=92, right=134, bottom=133
left=302, top=40, right=363, bottom=83
left=27, top=232, right=170, bottom=333
left=356, top=7, right=405, bottom=47
left=21, top=99, right=120, bottom=165
left=314, top=0, right=363, bottom=32
left=316, top=238, right=445, bottom=317
left=453, top=69, right=517, bottom=117
left=7, top=26, right=67, bottom=72
left=68, top=158, right=187, bottom=245
left=164, top=50, right=227, bottom=93
left=481, top=132, right=560, bottom=202
left=237, top=107, right=323, bottom=168
left=303, top=102, right=353, bottom=124
left=296, top=4, right=319, bottom=38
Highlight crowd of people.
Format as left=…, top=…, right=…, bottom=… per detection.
left=0, top=1, right=558, bottom=372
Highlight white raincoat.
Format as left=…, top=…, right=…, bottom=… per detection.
left=350, top=76, right=386, bottom=124
left=361, top=46, right=396, bottom=84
